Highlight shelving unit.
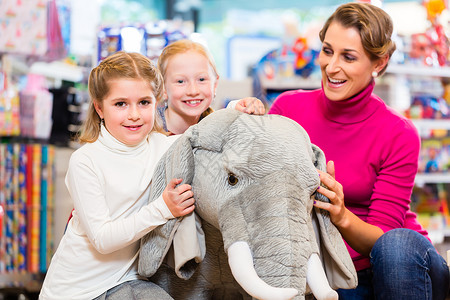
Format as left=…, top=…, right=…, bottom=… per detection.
left=255, top=75, right=321, bottom=105
left=385, top=64, right=450, bottom=243
left=386, top=64, right=450, bottom=78
left=415, top=173, right=450, bottom=185
left=411, top=119, right=450, bottom=186
left=259, top=76, right=321, bottom=91
left=412, top=119, right=450, bottom=130
left=0, top=48, right=85, bottom=298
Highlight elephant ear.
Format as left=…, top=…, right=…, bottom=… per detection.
left=311, top=144, right=358, bottom=290
left=311, top=143, right=326, bottom=173
left=190, top=108, right=243, bottom=151
left=138, top=131, right=206, bottom=280
left=311, top=144, right=330, bottom=203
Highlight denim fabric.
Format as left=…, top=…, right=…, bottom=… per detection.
left=337, top=228, right=450, bottom=300
left=337, top=268, right=374, bottom=300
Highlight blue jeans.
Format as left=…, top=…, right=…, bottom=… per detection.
left=337, top=228, right=450, bottom=300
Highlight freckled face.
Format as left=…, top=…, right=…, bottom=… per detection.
left=94, top=78, right=156, bottom=146
left=163, top=50, right=218, bottom=120
left=318, top=22, right=379, bottom=101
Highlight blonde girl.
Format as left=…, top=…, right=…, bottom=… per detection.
left=40, top=51, right=194, bottom=300
left=157, top=39, right=265, bottom=135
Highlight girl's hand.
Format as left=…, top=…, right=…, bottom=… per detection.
left=314, top=161, right=348, bottom=228
left=234, top=97, right=266, bottom=115
left=163, top=178, right=195, bottom=217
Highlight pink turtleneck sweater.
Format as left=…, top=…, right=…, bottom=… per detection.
left=269, top=81, right=429, bottom=271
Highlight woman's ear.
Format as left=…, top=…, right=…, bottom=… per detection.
left=375, top=55, right=389, bottom=74
left=93, top=100, right=104, bottom=119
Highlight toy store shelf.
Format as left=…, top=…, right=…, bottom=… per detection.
left=428, top=228, right=450, bottom=240
left=386, top=64, right=450, bottom=78
left=415, top=173, right=450, bottom=185
left=411, top=119, right=450, bottom=130
left=29, top=61, right=84, bottom=83
left=260, top=77, right=321, bottom=91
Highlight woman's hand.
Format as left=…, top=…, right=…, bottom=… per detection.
left=234, top=97, right=266, bottom=115
left=314, top=161, right=384, bottom=256
left=163, top=178, right=195, bottom=217
left=313, top=161, right=349, bottom=229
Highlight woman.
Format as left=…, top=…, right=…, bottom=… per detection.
left=269, top=3, right=449, bottom=299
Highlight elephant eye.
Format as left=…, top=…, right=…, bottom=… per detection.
left=228, top=173, right=239, bottom=186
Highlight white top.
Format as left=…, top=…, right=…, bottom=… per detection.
left=40, top=126, right=179, bottom=300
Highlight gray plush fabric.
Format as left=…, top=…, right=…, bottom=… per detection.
left=138, top=134, right=200, bottom=280
left=138, top=109, right=357, bottom=300
left=93, top=279, right=173, bottom=300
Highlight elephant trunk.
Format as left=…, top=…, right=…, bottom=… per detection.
left=219, top=171, right=319, bottom=300
left=228, top=241, right=298, bottom=300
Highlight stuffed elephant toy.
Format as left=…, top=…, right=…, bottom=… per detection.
left=138, top=109, right=357, bottom=300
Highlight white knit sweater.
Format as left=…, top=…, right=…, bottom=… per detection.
left=40, top=126, right=179, bottom=300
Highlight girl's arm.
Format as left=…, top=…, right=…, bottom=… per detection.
left=66, top=153, right=177, bottom=254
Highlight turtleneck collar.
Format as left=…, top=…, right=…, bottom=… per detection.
left=319, top=80, right=380, bottom=124
left=98, top=125, right=149, bottom=155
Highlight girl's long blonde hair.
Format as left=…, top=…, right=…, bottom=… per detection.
left=78, top=51, right=165, bottom=144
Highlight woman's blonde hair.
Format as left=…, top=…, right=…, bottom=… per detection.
left=319, top=2, right=396, bottom=76
left=157, top=39, right=218, bottom=118
left=78, top=51, right=165, bottom=144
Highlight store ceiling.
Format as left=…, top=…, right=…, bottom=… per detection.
left=104, top=0, right=422, bottom=24
left=174, top=0, right=419, bottom=23
left=129, top=0, right=418, bottom=12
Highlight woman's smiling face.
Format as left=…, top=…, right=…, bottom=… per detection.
left=318, top=21, right=379, bottom=101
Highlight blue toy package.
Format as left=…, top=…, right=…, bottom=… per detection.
left=97, top=27, right=122, bottom=62
left=97, top=22, right=190, bottom=63
left=419, top=137, right=450, bottom=173
left=407, top=93, right=450, bottom=120
left=145, top=22, right=167, bottom=62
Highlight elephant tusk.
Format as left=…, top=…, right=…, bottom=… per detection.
left=227, top=241, right=299, bottom=300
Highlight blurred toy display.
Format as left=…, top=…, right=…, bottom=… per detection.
left=252, top=42, right=319, bottom=106
left=411, top=183, right=449, bottom=245
left=407, top=0, right=450, bottom=67
left=419, top=138, right=450, bottom=173
left=19, top=74, right=53, bottom=140
left=0, top=1, right=48, bottom=56
left=97, top=27, right=122, bottom=62
left=145, top=22, right=167, bottom=62
left=0, top=71, right=20, bottom=137
left=255, top=11, right=320, bottom=82
left=405, top=93, right=450, bottom=120
left=411, top=183, right=448, bottom=214
left=97, top=20, right=193, bottom=63
left=256, top=38, right=319, bottom=81
left=46, top=0, right=67, bottom=61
